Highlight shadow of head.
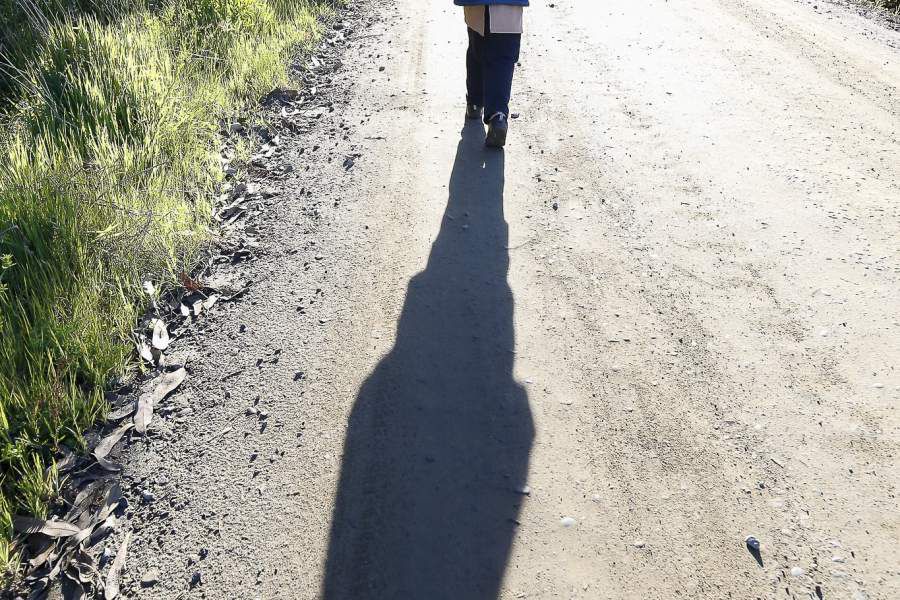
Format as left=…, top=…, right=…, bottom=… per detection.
left=322, top=121, right=534, bottom=600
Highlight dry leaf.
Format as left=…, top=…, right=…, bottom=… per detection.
left=28, top=541, right=59, bottom=570
left=95, top=456, right=122, bottom=472
left=179, top=271, right=203, bottom=292
left=106, top=400, right=137, bottom=422
left=134, top=368, right=187, bottom=434
left=151, top=319, right=170, bottom=350
left=136, top=339, right=155, bottom=363
left=88, top=515, right=116, bottom=547
left=93, top=423, right=132, bottom=461
left=97, top=484, right=123, bottom=523
left=104, top=531, right=131, bottom=600
left=13, top=516, right=80, bottom=538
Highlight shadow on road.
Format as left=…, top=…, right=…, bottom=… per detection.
left=322, top=121, right=534, bottom=599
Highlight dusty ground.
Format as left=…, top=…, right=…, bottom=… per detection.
left=104, top=0, right=899, bottom=598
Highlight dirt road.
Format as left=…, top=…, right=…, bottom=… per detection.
left=121, top=1, right=899, bottom=598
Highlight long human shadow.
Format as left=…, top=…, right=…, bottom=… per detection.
left=322, top=121, right=534, bottom=599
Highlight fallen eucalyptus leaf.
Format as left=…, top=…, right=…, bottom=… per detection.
left=106, top=400, right=137, bottom=422
left=28, top=541, right=59, bottom=570
left=96, top=483, right=123, bottom=522
left=104, top=531, right=131, bottom=600
left=151, top=319, right=170, bottom=350
left=71, top=480, right=106, bottom=515
left=134, top=368, right=187, bottom=434
left=88, top=515, right=117, bottom=547
left=73, top=547, right=102, bottom=584
left=61, top=570, right=86, bottom=600
left=95, top=456, right=122, bottom=472
left=136, top=339, right=155, bottom=363
left=93, top=423, right=132, bottom=461
left=13, top=516, right=80, bottom=538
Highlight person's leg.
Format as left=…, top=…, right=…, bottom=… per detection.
left=482, top=32, right=521, bottom=122
left=466, top=27, right=485, bottom=110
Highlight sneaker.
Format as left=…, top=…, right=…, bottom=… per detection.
left=485, top=112, right=508, bottom=148
left=466, top=103, right=483, bottom=120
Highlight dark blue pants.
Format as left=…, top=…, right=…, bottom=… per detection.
left=466, top=9, right=521, bottom=122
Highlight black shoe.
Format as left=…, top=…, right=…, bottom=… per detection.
left=466, top=103, right=483, bottom=120
left=485, top=113, right=508, bottom=148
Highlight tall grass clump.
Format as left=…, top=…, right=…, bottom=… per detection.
left=0, top=0, right=334, bottom=572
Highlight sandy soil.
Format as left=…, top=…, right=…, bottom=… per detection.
left=111, top=0, right=899, bottom=598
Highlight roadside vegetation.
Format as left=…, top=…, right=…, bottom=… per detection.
left=0, top=0, right=333, bottom=571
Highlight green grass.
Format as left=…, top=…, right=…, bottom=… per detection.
left=0, top=0, right=334, bottom=572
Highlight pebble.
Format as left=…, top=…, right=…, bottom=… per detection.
left=790, top=566, right=805, bottom=578
left=633, top=540, right=646, bottom=548
left=745, top=536, right=760, bottom=551
left=140, top=490, right=155, bottom=503
left=832, top=555, right=846, bottom=563
left=560, top=517, right=577, bottom=528
left=141, top=569, right=160, bottom=587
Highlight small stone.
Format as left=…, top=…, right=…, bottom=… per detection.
left=745, top=536, right=760, bottom=552
left=790, top=566, right=805, bottom=578
left=832, top=555, right=846, bottom=563
left=560, top=517, right=577, bottom=528
left=140, top=490, right=155, bottom=503
left=141, top=569, right=160, bottom=587
left=190, top=571, right=203, bottom=587
left=633, top=540, right=646, bottom=548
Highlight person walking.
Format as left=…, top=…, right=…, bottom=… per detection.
left=455, top=0, right=528, bottom=148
